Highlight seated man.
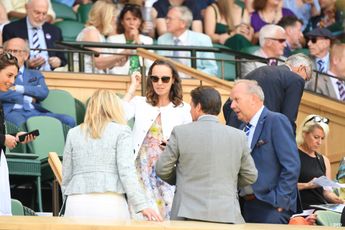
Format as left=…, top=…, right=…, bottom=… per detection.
left=0, top=37, right=75, bottom=128
left=2, top=0, right=66, bottom=71
left=157, top=6, right=217, bottom=76
left=240, top=24, right=287, bottom=78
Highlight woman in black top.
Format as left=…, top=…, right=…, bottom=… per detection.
left=296, top=114, right=344, bottom=209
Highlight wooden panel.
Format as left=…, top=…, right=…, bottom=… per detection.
left=0, top=216, right=339, bottom=230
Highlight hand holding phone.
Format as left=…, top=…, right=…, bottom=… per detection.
left=18, top=129, right=40, bottom=142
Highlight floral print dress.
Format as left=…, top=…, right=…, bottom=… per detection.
left=132, top=114, right=175, bottom=220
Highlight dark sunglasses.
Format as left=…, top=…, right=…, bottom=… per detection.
left=265, top=37, right=286, bottom=43
left=303, top=115, right=329, bottom=126
left=309, top=37, right=318, bottom=43
left=150, top=75, right=171, bottom=83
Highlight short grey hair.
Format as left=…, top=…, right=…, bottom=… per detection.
left=234, top=79, right=265, bottom=101
left=285, top=53, right=313, bottom=78
left=3, top=37, right=30, bottom=53
left=171, top=6, right=193, bottom=29
left=259, top=24, right=285, bottom=47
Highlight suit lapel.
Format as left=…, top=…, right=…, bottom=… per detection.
left=251, top=107, right=268, bottom=150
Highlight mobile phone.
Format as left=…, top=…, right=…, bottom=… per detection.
left=18, top=129, right=40, bottom=142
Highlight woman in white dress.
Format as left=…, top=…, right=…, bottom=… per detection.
left=75, top=1, right=129, bottom=74
left=0, top=52, right=34, bottom=215
left=61, top=89, right=162, bottom=221
left=108, top=4, right=153, bottom=75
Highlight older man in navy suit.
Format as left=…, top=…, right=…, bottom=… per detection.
left=2, top=0, right=66, bottom=71
left=230, top=79, right=300, bottom=224
left=0, top=38, right=74, bottom=128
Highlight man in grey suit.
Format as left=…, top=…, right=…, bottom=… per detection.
left=156, top=86, right=257, bottom=223
left=306, top=43, right=345, bottom=102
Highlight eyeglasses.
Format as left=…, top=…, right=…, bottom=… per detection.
left=5, top=49, right=27, bottom=55
left=265, top=37, right=286, bottom=43
left=303, top=115, right=329, bottom=126
left=150, top=75, right=171, bottom=83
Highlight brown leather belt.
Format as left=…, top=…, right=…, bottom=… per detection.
left=243, top=194, right=256, bottom=201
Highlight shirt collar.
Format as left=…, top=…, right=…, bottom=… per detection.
left=249, top=106, right=264, bottom=128
left=26, top=17, right=42, bottom=30
left=174, top=30, right=188, bottom=44
left=316, top=52, right=329, bottom=64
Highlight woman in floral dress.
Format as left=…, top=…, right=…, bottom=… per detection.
left=123, top=59, right=192, bottom=219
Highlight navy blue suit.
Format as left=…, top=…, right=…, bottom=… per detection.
left=242, top=107, right=300, bottom=224
left=2, top=18, right=67, bottom=69
left=0, top=68, right=75, bottom=127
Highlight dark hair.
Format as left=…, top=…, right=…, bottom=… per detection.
left=277, top=15, right=303, bottom=28
left=0, top=52, right=19, bottom=71
left=190, top=86, right=221, bottom=115
left=116, top=4, right=143, bottom=34
left=146, top=59, right=183, bottom=107
left=253, top=0, right=267, bottom=11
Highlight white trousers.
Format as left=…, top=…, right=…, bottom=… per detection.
left=0, top=151, right=12, bottom=216
left=64, top=192, right=130, bottom=219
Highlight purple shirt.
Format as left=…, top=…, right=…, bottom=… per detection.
left=251, top=8, right=295, bottom=33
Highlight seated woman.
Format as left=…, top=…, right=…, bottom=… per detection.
left=296, top=114, right=344, bottom=210
left=61, top=89, right=162, bottom=221
left=204, top=0, right=253, bottom=49
left=108, top=4, right=153, bottom=75
left=75, top=1, right=129, bottom=73
left=251, top=0, right=295, bottom=43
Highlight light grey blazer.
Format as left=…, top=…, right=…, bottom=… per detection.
left=61, top=122, right=147, bottom=213
left=305, top=72, right=338, bottom=99
left=156, top=115, right=257, bottom=223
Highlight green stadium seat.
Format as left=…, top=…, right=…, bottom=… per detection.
left=11, top=199, right=24, bottom=215
left=54, top=20, right=84, bottom=41
left=315, top=210, right=341, bottom=227
left=77, top=3, right=92, bottom=24
left=52, top=1, right=77, bottom=21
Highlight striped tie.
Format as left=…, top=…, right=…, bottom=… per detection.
left=337, top=80, right=345, bottom=101
left=244, top=123, right=252, bottom=137
left=32, top=27, right=41, bottom=57
left=173, top=38, right=181, bottom=62
left=317, top=59, right=325, bottom=73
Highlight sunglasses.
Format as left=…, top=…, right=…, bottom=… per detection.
left=265, top=37, right=286, bottom=43
left=150, top=75, right=171, bottom=83
left=309, top=37, right=318, bottom=43
left=303, top=115, right=329, bottom=126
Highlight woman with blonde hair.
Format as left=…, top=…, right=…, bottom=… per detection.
left=296, top=114, right=344, bottom=210
left=76, top=1, right=129, bottom=73
left=62, top=89, right=162, bottom=220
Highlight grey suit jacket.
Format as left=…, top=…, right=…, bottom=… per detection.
left=305, top=72, right=338, bottom=99
left=156, top=115, right=257, bottom=223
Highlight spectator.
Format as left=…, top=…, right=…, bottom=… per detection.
left=0, top=52, right=35, bottom=216
left=241, top=24, right=286, bottom=77
left=2, top=0, right=66, bottom=71
left=0, top=38, right=75, bottom=128
left=308, top=0, right=341, bottom=32
left=107, top=4, right=153, bottom=75
left=277, top=16, right=304, bottom=57
left=156, top=86, right=257, bottom=223
left=296, top=114, right=344, bottom=209
left=157, top=6, right=217, bottom=76
left=0, top=3, right=9, bottom=46
left=306, top=43, right=345, bottom=102
left=230, top=79, right=300, bottom=224
left=203, top=0, right=253, bottom=50
left=0, top=0, right=56, bottom=23
left=61, top=89, right=162, bottom=221
left=152, top=0, right=202, bottom=37
left=305, top=27, right=332, bottom=73
left=123, top=59, right=192, bottom=219
left=283, top=0, right=320, bottom=32
left=75, top=1, right=129, bottom=73
left=251, top=0, right=295, bottom=42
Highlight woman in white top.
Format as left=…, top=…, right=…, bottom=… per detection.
left=76, top=1, right=129, bottom=74
left=108, top=4, right=153, bottom=75
left=62, top=89, right=162, bottom=221
left=123, top=59, right=192, bottom=219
